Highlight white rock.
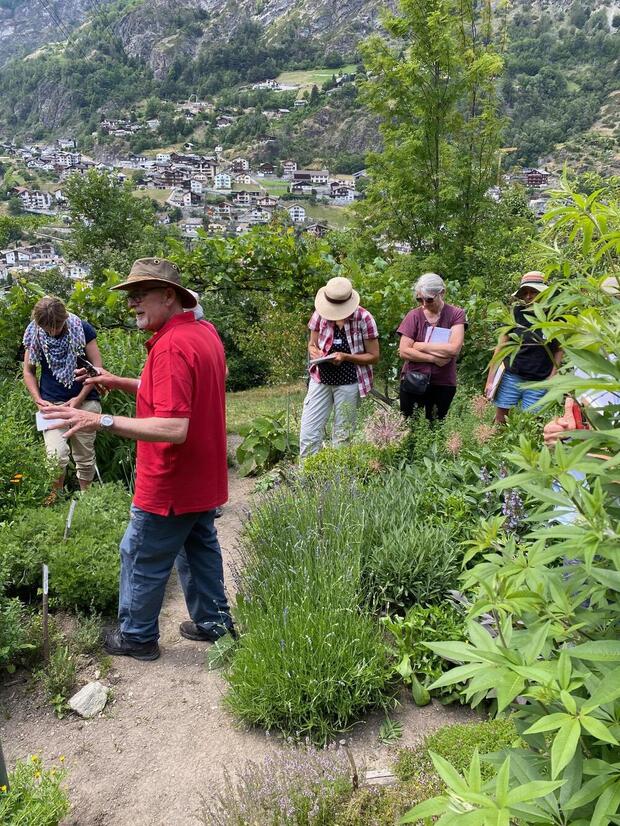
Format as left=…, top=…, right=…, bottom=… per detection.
left=68, top=681, right=109, bottom=718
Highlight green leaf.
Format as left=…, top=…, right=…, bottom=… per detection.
left=400, top=796, right=449, bottom=823
left=584, top=668, right=620, bottom=711
left=580, top=715, right=619, bottom=745
left=429, top=751, right=470, bottom=797
left=557, top=649, right=572, bottom=690
left=565, top=774, right=615, bottom=810
left=410, top=675, right=431, bottom=707
left=525, top=712, right=570, bottom=735
left=379, top=717, right=403, bottom=745
left=506, top=780, right=565, bottom=806
left=569, top=641, right=620, bottom=662
left=591, top=780, right=620, bottom=826
left=551, top=719, right=581, bottom=779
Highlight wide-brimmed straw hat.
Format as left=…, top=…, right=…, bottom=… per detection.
left=512, top=271, right=547, bottom=298
left=314, top=276, right=360, bottom=321
left=111, top=258, right=197, bottom=309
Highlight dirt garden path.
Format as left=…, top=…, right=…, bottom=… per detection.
left=1, top=472, right=476, bottom=826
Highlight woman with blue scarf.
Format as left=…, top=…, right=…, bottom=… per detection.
left=23, top=296, right=102, bottom=501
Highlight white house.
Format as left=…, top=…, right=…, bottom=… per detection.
left=16, top=189, right=53, bottom=211
left=287, top=204, right=306, bottom=224
left=234, top=174, right=253, bottom=185
left=64, top=263, right=90, bottom=279
left=330, top=186, right=355, bottom=204
left=146, top=119, right=160, bottom=130
left=282, top=160, right=297, bottom=177
left=156, top=153, right=171, bottom=164
left=182, top=218, right=204, bottom=238
left=190, top=179, right=204, bottom=195
left=214, top=173, right=232, bottom=190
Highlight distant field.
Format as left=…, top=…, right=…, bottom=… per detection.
left=257, top=178, right=290, bottom=195
left=136, top=187, right=172, bottom=204
left=304, top=203, right=354, bottom=229
left=275, top=65, right=358, bottom=93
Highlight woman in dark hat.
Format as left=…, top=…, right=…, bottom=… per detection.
left=485, top=271, right=563, bottom=424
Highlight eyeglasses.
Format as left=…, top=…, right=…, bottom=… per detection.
left=416, top=294, right=439, bottom=304
left=126, top=287, right=162, bottom=305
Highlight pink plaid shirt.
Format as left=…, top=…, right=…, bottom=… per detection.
left=308, top=306, right=379, bottom=398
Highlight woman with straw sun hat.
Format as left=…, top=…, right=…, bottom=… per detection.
left=299, top=276, right=380, bottom=457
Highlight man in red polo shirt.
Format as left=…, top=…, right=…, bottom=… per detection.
left=44, top=258, right=233, bottom=661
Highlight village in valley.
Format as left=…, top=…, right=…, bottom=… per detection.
left=0, top=108, right=557, bottom=284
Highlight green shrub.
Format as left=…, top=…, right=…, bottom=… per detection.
left=393, top=718, right=519, bottom=782
left=236, top=411, right=293, bottom=476
left=361, top=470, right=467, bottom=609
left=382, top=603, right=467, bottom=704
left=301, top=442, right=394, bottom=482
left=36, top=645, right=76, bottom=718
left=70, top=609, right=103, bottom=655
left=0, top=482, right=129, bottom=612
left=0, top=383, right=58, bottom=520
left=0, top=755, right=69, bottom=825
left=0, top=594, right=35, bottom=673
left=226, top=481, right=393, bottom=743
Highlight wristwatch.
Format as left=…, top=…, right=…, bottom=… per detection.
left=99, top=414, right=114, bottom=429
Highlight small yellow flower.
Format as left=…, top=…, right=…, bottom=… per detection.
left=1, top=785, right=7, bottom=793
left=59, top=755, right=65, bottom=763
left=34, top=771, right=41, bottom=779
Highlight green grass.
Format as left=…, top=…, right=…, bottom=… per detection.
left=136, top=187, right=173, bottom=204
left=304, top=202, right=354, bottom=228
left=276, top=65, right=358, bottom=92
left=226, top=383, right=305, bottom=435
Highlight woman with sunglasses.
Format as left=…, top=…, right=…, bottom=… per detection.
left=22, top=296, right=102, bottom=502
left=397, top=272, right=466, bottom=420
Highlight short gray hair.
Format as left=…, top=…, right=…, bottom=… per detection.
left=414, top=272, right=445, bottom=297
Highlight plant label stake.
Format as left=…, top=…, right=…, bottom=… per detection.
left=0, top=736, right=8, bottom=792
left=42, top=563, right=49, bottom=665
left=63, top=498, right=77, bottom=541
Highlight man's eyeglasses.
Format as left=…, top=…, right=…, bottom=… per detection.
left=416, top=294, right=439, bottom=304
left=126, top=287, right=161, bottom=305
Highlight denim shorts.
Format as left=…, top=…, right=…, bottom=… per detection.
left=494, top=370, right=545, bottom=411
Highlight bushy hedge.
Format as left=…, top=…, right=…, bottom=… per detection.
left=0, top=482, right=129, bottom=613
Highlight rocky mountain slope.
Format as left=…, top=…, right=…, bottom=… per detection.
left=0, top=0, right=115, bottom=65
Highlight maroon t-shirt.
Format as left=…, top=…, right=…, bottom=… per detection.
left=397, top=304, right=466, bottom=387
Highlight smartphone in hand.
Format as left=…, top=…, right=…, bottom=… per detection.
left=76, top=354, right=100, bottom=378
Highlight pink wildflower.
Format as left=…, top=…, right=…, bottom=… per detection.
left=363, top=407, right=408, bottom=448
left=446, top=432, right=463, bottom=456
left=474, top=423, right=496, bottom=444
left=471, top=394, right=490, bottom=418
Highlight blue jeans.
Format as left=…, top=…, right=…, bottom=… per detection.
left=119, top=505, right=232, bottom=643
left=494, top=370, right=546, bottom=411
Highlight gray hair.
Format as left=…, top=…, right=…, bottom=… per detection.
left=414, top=272, right=445, bottom=297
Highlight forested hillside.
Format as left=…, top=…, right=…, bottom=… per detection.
left=0, top=0, right=617, bottom=169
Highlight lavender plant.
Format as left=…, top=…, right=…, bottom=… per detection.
left=197, top=743, right=354, bottom=825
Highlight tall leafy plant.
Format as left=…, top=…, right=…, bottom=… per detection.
left=401, top=186, right=620, bottom=825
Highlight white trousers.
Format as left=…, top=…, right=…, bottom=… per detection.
left=299, top=380, right=360, bottom=458
left=42, top=399, right=101, bottom=481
